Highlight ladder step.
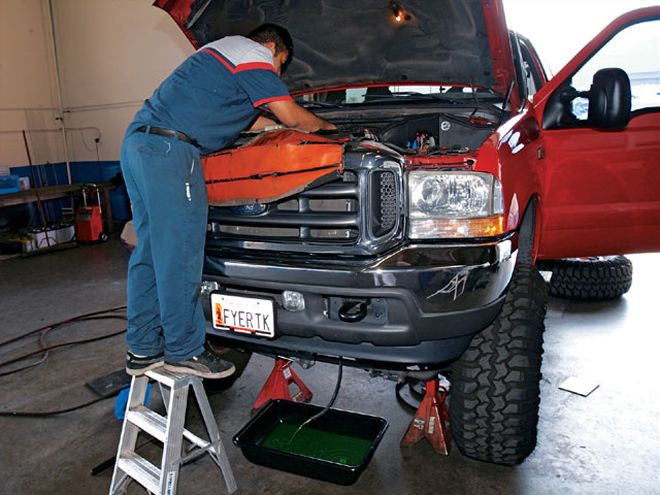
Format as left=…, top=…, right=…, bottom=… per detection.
left=146, top=368, right=196, bottom=388
left=117, top=454, right=161, bottom=495
left=127, top=406, right=211, bottom=449
left=126, top=407, right=167, bottom=443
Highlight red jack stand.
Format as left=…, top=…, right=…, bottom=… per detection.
left=252, top=358, right=313, bottom=411
left=400, top=377, right=450, bottom=455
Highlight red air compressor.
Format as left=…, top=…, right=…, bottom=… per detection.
left=75, top=184, right=107, bottom=242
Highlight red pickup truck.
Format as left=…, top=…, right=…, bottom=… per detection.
left=156, top=0, right=660, bottom=465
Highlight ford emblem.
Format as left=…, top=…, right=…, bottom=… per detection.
left=229, top=203, right=267, bottom=216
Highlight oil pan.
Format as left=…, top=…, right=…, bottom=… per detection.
left=233, top=399, right=388, bottom=485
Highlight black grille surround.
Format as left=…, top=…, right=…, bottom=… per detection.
left=206, top=150, right=404, bottom=256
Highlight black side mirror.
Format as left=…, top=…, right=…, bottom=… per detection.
left=587, top=68, right=631, bottom=129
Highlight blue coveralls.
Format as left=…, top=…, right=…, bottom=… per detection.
left=121, top=36, right=291, bottom=361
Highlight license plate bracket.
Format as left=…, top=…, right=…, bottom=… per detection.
left=210, top=292, right=275, bottom=338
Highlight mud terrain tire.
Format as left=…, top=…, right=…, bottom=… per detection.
left=538, top=256, right=632, bottom=301
left=203, top=336, right=252, bottom=394
left=450, top=264, right=547, bottom=465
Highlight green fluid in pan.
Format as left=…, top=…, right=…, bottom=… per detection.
left=261, top=422, right=373, bottom=467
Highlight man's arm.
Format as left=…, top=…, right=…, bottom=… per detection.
left=249, top=115, right=279, bottom=131
left=267, top=100, right=336, bottom=132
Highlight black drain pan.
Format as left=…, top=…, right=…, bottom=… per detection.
left=233, top=399, right=388, bottom=485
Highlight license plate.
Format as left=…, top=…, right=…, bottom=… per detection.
left=210, top=292, right=275, bottom=338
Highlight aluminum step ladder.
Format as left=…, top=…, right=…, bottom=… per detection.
left=109, top=368, right=237, bottom=495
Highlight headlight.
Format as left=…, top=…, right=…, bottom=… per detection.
left=408, top=171, right=504, bottom=239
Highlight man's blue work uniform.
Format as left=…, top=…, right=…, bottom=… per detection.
left=121, top=36, right=291, bottom=361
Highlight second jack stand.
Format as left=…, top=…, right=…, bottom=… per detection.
left=400, top=377, right=450, bottom=454
left=252, top=358, right=313, bottom=411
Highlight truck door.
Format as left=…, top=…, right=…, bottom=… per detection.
left=533, top=8, right=660, bottom=260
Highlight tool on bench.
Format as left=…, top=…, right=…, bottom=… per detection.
left=109, top=368, right=237, bottom=495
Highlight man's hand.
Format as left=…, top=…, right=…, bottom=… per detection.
left=268, top=100, right=336, bottom=132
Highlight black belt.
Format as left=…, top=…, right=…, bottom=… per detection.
left=135, top=125, right=199, bottom=148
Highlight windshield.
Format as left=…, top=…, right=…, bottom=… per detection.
left=294, top=85, right=502, bottom=107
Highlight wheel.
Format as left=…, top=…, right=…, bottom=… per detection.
left=202, top=336, right=252, bottom=394
left=450, top=264, right=547, bottom=465
left=99, top=232, right=109, bottom=242
left=537, top=255, right=632, bottom=301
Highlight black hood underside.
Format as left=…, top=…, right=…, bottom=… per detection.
left=178, top=0, right=497, bottom=93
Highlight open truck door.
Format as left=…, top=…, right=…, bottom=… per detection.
left=533, top=7, right=660, bottom=260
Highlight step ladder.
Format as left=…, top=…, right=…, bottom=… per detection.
left=109, top=368, right=237, bottom=495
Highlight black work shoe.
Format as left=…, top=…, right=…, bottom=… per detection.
left=126, top=351, right=165, bottom=376
left=164, top=348, right=236, bottom=379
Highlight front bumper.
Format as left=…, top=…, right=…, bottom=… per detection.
left=202, top=238, right=515, bottom=369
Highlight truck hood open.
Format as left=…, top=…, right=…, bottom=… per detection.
left=153, top=0, right=514, bottom=96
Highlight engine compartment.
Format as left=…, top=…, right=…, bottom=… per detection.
left=234, top=106, right=501, bottom=160
left=317, top=106, right=500, bottom=160
left=378, top=112, right=497, bottom=152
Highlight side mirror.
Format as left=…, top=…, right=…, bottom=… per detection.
left=587, top=68, right=631, bottom=129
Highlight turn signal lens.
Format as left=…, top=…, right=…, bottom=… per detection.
left=408, top=215, right=505, bottom=239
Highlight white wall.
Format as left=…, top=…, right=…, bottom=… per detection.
left=0, top=0, right=60, bottom=169
left=0, top=0, right=193, bottom=168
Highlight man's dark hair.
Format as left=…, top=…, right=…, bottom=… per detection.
left=248, top=23, right=294, bottom=58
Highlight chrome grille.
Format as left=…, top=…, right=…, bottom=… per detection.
left=208, top=169, right=360, bottom=244
left=207, top=159, right=402, bottom=254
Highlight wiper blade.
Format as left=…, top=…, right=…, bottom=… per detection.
left=362, top=93, right=457, bottom=105
left=363, top=92, right=503, bottom=104
left=300, top=101, right=346, bottom=109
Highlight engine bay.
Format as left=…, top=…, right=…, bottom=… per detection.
left=237, top=106, right=502, bottom=161
left=380, top=112, right=496, bottom=151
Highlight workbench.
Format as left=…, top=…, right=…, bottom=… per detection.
left=0, top=183, right=116, bottom=233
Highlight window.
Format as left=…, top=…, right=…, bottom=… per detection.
left=571, top=19, right=660, bottom=119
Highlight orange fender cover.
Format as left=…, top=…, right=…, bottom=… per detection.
left=202, top=129, right=344, bottom=206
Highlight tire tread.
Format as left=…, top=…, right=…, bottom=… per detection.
left=449, top=264, right=547, bottom=465
left=538, top=256, right=632, bottom=301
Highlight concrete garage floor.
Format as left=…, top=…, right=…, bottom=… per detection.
left=1, top=239, right=659, bottom=495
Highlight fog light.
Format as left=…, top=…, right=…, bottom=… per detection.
left=200, top=280, right=220, bottom=296
left=283, top=290, right=305, bottom=312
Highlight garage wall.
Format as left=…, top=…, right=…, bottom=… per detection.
left=52, top=0, right=192, bottom=163
left=1, top=0, right=192, bottom=169
left=0, top=0, right=61, bottom=170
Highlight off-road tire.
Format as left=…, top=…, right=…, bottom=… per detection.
left=202, top=336, right=252, bottom=394
left=450, top=264, right=547, bottom=465
left=537, top=256, right=632, bottom=301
